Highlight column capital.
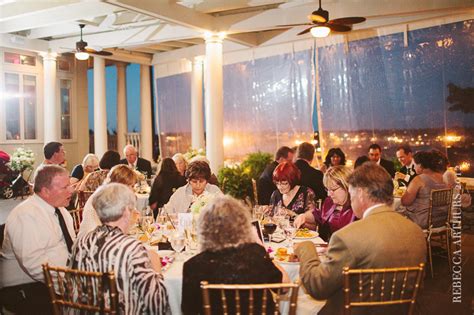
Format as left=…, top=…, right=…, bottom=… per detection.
left=204, top=32, right=225, bottom=44
left=115, top=61, right=129, bottom=68
left=40, top=51, right=58, bottom=61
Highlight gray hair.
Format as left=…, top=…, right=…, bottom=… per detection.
left=92, top=183, right=136, bottom=223
left=123, top=144, right=137, bottom=156
left=347, top=162, right=394, bottom=205
left=82, top=153, right=99, bottom=168
left=198, top=195, right=256, bottom=252
left=33, top=165, right=68, bottom=193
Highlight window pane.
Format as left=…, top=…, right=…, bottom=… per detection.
left=60, top=79, right=72, bottom=139
left=58, top=59, right=71, bottom=72
left=5, top=73, right=20, bottom=140
left=23, top=75, right=36, bottom=139
left=4, top=52, right=36, bottom=66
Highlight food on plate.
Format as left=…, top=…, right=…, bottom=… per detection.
left=295, top=228, right=315, bottom=238
left=138, top=234, right=149, bottom=243
left=274, top=248, right=299, bottom=263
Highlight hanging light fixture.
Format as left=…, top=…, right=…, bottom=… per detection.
left=310, top=25, right=331, bottom=38
left=75, top=51, right=89, bottom=60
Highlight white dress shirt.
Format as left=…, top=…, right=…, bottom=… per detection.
left=362, top=203, right=386, bottom=219
left=164, top=183, right=223, bottom=213
left=0, top=194, right=76, bottom=288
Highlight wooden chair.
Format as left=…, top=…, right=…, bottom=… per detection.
left=77, top=190, right=94, bottom=208
left=69, top=208, right=84, bottom=234
left=425, top=188, right=453, bottom=278
left=252, top=178, right=259, bottom=206
left=200, top=281, right=299, bottom=315
left=42, top=263, right=119, bottom=315
left=343, top=264, right=425, bottom=315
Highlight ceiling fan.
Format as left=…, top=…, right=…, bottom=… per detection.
left=74, top=24, right=113, bottom=60
left=279, top=0, right=366, bottom=37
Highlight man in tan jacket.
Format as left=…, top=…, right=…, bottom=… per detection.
left=295, top=162, right=426, bottom=315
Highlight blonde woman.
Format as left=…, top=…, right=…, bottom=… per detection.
left=77, top=164, right=138, bottom=238
left=294, top=165, right=356, bottom=241
left=172, top=153, right=187, bottom=177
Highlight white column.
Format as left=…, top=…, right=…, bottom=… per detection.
left=116, top=62, right=128, bottom=155
left=42, top=52, right=59, bottom=143
left=191, top=56, right=205, bottom=150
left=140, top=65, right=153, bottom=162
left=93, top=56, right=108, bottom=158
left=205, top=34, right=224, bottom=174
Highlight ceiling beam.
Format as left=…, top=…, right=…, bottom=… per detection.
left=226, top=33, right=259, bottom=47
left=0, top=1, right=116, bottom=34
left=156, top=41, right=192, bottom=49
left=100, top=48, right=152, bottom=65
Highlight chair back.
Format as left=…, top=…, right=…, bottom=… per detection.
left=42, top=263, right=119, bottom=315
left=428, top=188, right=453, bottom=229
left=251, top=178, right=258, bottom=206
left=69, top=208, right=83, bottom=234
left=201, top=281, right=299, bottom=315
left=77, top=190, right=94, bottom=208
left=343, top=264, right=424, bottom=315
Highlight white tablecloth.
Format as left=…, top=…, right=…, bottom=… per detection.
left=136, top=193, right=149, bottom=211
left=162, top=236, right=326, bottom=315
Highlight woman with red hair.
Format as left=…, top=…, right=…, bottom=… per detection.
left=269, top=162, right=317, bottom=216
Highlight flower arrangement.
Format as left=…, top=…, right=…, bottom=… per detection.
left=190, top=192, right=215, bottom=215
left=183, top=147, right=206, bottom=162
left=8, top=147, right=35, bottom=172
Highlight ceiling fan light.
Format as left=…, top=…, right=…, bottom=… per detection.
left=75, top=51, right=89, bottom=60
left=310, top=26, right=331, bottom=38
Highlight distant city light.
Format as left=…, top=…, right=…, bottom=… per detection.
left=460, top=161, right=470, bottom=172
left=445, top=135, right=461, bottom=142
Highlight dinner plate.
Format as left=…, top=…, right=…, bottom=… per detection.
left=294, top=231, right=319, bottom=239
left=157, top=250, right=174, bottom=257
left=275, top=259, right=299, bottom=265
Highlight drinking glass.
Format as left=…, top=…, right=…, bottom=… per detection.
left=263, top=217, right=277, bottom=244
left=281, top=219, right=297, bottom=249
left=170, top=231, right=186, bottom=260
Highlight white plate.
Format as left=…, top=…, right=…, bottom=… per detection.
left=157, top=250, right=174, bottom=257
left=294, top=231, right=319, bottom=240
left=275, top=259, right=299, bottom=265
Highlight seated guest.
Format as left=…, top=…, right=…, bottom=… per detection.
left=257, top=146, right=294, bottom=205
left=78, top=164, right=138, bottom=238
left=70, top=183, right=168, bottom=314
left=354, top=155, right=369, bottom=168
left=182, top=196, right=288, bottom=315
left=78, top=150, right=120, bottom=192
left=172, top=153, right=188, bottom=177
left=294, top=166, right=356, bottom=241
left=120, top=144, right=153, bottom=178
left=0, top=165, right=75, bottom=314
left=269, top=162, right=316, bottom=216
left=395, top=145, right=416, bottom=186
left=41, top=141, right=66, bottom=166
left=164, top=161, right=223, bottom=213
left=70, top=153, right=99, bottom=183
left=295, top=163, right=426, bottom=315
left=320, top=148, right=346, bottom=174
left=148, top=158, right=187, bottom=216
left=401, top=150, right=449, bottom=229
left=366, top=143, right=395, bottom=177
left=294, top=142, right=327, bottom=202
left=189, top=155, right=219, bottom=186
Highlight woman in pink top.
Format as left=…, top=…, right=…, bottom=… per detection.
left=294, top=166, right=356, bottom=241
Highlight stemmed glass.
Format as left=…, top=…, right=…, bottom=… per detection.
left=263, top=217, right=277, bottom=245
left=170, top=231, right=186, bottom=261
left=280, top=218, right=297, bottom=249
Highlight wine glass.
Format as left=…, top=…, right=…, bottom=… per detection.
left=280, top=219, right=297, bottom=249
left=170, top=231, right=186, bottom=260
left=263, top=217, right=277, bottom=245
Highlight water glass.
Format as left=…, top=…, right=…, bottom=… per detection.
left=170, top=231, right=186, bottom=260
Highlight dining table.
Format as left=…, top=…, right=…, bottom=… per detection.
left=158, top=233, right=327, bottom=315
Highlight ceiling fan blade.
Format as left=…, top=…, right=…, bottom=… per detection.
left=297, top=27, right=313, bottom=36
left=330, top=17, right=366, bottom=25
left=85, top=48, right=113, bottom=56
left=327, top=23, right=351, bottom=32
left=276, top=23, right=313, bottom=27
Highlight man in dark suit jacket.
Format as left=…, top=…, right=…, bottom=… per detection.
left=295, top=163, right=426, bottom=315
left=294, top=142, right=327, bottom=202
left=367, top=143, right=395, bottom=178
left=257, top=146, right=294, bottom=205
left=395, top=145, right=417, bottom=186
left=120, top=145, right=152, bottom=178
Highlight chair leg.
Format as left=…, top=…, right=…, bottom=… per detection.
left=446, top=231, right=452, bottom=268
left=427, top=238, right=434, bottom=278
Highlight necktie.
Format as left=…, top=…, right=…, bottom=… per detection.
left=55, top=208, right=73, bottom=253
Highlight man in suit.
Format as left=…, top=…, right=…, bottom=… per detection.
left=395, top=145, right=417, bottom=186
left=367, top=143, right=395, bottom=177
left=120, top=145, right=152, bottom=178
left=257, top=146, right=294, bottom=205
left=295, top=163, right=426, bottom=315
left=294, top=142, right=327, bottom=202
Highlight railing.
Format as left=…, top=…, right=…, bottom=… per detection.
left=126, top=132, right=141, bottom=155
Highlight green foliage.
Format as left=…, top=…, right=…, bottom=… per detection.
left=241, top=151, right=273, bottom=180
left=217, top=165, right=253, bottom=204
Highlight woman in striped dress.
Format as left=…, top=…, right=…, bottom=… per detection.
left=69, top=183, right=169, bottom=314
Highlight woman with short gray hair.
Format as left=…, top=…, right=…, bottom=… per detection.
left=69, top=183, right=169, bottom=314
left=181, top=195, right=288, bottom=315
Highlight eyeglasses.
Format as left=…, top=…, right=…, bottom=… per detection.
left=326, top=186, right=342, bottom=193
left=275, top=181, right=290, bottom=187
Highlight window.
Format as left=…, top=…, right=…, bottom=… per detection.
left=4, top=73, right=37, bottom=140
left=60, top=79, right=72, bottom=139
left=57, top=59, right=71, bottom=72
left=4, top=52, right=36, bottom=66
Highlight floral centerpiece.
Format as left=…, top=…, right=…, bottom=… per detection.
left=183, top=147, right=206, bottom=162
left=8, top=147, right=35, bottom=172
left=190, top=191, right=215, bottom=215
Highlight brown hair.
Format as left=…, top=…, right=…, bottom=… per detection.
left=33, top=165, right=68, bottom=193
left=348, top=162, right=394, bottom=204
left=107, top=164, right=138, bottom=187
